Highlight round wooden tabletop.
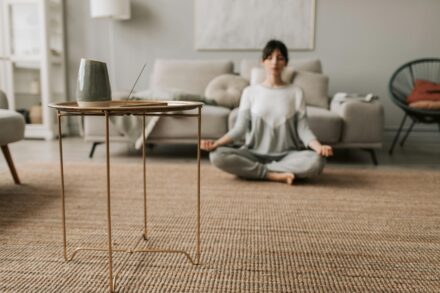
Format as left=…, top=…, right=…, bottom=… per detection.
left=49, top=100, right=203, bottom=114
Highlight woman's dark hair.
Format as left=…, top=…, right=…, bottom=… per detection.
left=262, top=40, right=289, bottom=64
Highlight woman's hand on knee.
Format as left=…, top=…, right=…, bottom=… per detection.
left=317, top=145, right=333, bottom=157
left=309, top=140, right=333, bottom=157
left=201, top=139, right=218, bottom=151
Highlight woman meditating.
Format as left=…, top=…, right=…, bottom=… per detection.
left=201, top=40, right=333, bottom=185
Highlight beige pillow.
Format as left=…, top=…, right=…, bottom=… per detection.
left=250, top=67, right=295, bottom=85
left=294, top=59, right=323, bottom=73
left=240, top=58, right=322, bottom=80
left=250, top=68, right=329, bottom=108
left=292, top=71, right=329, bottom=109
left=205, top=74, right=249, bottom=109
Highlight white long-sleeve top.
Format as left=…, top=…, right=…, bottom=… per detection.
left=226, top=84, right=317, bottom=156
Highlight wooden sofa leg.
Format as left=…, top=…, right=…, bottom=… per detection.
left=363, top=148, right=378, bottom=166
left=1, top=145, right=21, bottom=184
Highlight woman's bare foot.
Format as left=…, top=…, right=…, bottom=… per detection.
left=265, top=171, right=295, bottom=185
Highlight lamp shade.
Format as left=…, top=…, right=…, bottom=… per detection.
left=90, top=0, right=131, bottom=20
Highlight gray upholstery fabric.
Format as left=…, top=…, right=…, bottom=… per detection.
left=228, top=106, right=342, bottom=144
left=0, top=91, right=9, bottom=109
left=84, top=105, right=231, bottom=142
left=249, top=68, right=330, bottom=109
left=240, top=58, right=323, bottom=81
left=292, top=72, right=330, bottom=109
left=84, top=116, right=127, bottom=140
left=0, top=109, right=25, bottom=145
left=150, top=105, right=230, bottom=139
left=250, top=67, right=295, bottom=85
left=150, top=60, right=234, bottom=96
left=331, top=100, right=383, bottom=144
left=306, top=106, right=342, bottom=144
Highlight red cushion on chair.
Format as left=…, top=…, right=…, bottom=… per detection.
left=407, top=80, right=440, bottom=103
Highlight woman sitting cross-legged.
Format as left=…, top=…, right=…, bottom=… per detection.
left=201, top=39, right=333, bottom=185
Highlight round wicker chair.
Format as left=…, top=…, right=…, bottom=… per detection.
left=388, top=58, right=440, bottom=154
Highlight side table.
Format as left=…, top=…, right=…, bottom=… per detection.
left=49, top=100, right=203, bottom=292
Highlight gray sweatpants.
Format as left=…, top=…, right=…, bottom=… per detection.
left=210, top=146, right=325, bottom=180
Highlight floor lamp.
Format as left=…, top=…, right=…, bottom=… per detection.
left=90, top=0, right=131, bottom=90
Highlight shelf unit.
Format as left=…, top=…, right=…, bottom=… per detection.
left=0, top=0, right=67, bottom=140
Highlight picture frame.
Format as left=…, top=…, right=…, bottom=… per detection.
left=194, top=0, right=316, bottom=51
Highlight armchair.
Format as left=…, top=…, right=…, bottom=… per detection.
left=388, top=58, right=440, bottom=154
left=0, top=90, right=25, bottom=184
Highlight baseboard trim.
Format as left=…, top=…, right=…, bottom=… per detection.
left=384, top=128, right=440, bottom=143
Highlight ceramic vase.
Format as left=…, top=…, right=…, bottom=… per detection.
left=76, top=58, right=111, bottom=107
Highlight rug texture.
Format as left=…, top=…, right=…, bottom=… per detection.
left=0, top=162, right=439, bottom=292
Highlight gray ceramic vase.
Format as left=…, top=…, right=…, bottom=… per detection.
left=76, top=58, right=112, bottom=107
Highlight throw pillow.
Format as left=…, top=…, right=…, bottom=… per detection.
left=409, top=100, right=440, bottom=110
left=250, top=67, right=295, bottom=85
left=292, top=71, right=330, bottom=109
left=204, top=74, right=249, bottom=109
left=407, top=80, right=440, bottom=103
left=250, top=68, right=329, bottom=108
left=294, top=58, right=323, bottom=73
left=240, top=59, right=322, bottom=80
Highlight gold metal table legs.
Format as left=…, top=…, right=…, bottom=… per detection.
left=56, top=109, right=201, bottom=292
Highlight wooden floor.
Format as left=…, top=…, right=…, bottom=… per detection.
left=1, top=136, right=440, bottom=173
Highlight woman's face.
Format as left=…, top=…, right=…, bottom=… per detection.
left=262, top=49, right=287, bottom=76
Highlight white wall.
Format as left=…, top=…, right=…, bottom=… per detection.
left=65, top=0, right=440, bottom=136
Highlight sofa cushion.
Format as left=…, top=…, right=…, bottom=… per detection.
left=84, top=116, right=128, bottom=141
left=407, top=79, right=440, bottom=103
left=205, top=74, right=249, bottom=109
left=250, top=68, right=329, bottom=109
left=240, top=58, right=322, bottom=81
left=292, top=71, right=329, bottom=109
left=228, top=106, right=342, bottom=144
left=149, top=105, right=230, bottom=139
left=150, top=60, right=234, bottom=96
left=306, top=106, right=342, bottom=144
left=134, top=88, right=210, bottom=104
left=409, top=100, right=440, bottom=110
left=250, top=67, right=295, bottom=85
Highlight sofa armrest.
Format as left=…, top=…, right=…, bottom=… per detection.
left=330, top=99, right=384, bottom=144
left=0, top=90, right=9, bottom=109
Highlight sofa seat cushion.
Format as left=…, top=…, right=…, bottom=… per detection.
left=83, top=116, right=128, bottom=142
left=307, top=106, right=342, bottom=144
left=228, top=106, right=342, bottom=144
left=0, top=109, right=25, bottom=145
left=149, top=105, right=230, bottom=139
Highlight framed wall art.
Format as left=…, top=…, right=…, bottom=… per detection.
left=195, top=0, right=316, bottom=50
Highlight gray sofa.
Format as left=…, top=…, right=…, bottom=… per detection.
left=84, top=59, right=383, bottom=163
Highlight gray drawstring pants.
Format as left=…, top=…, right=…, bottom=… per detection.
left=209, top=146, right=325, bottom=180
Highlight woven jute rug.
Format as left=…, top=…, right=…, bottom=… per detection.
left=0, top=162, right=439, bottom=292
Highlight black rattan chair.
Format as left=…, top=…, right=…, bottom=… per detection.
left=388, top=58, right=440, bottom=154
